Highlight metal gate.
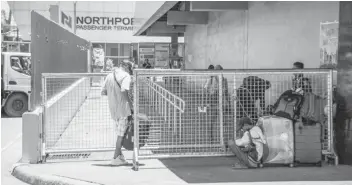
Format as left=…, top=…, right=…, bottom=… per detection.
left=132, top=69, right=337, bottom=170
left=41, top=69, right=337, bottom=169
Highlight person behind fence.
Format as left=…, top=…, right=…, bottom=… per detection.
left=204, top=64, right=215, bottom=106
left=204, top=65, right=229, bottom=140
left=292, top=61, right=312, bottom=94
left=101, top=60, right=133, bottom=166
left=142, top=59, right=152, bottom=69
left=234, top=76, right=271, bottom=124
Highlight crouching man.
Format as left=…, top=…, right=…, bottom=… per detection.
left=228, top=126, right=266, bottom=169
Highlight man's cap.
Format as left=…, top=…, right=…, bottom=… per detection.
left=120, top=60, right=134, bottom=74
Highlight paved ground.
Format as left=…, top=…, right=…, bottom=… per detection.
left=16, top=153, right=352, bottom=185
left=10, top=82, right=352, bottom=185
left=1, top=112, right=29, bottom=185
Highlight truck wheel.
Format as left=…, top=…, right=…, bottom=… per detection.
left=4, top=93, right=28, bottom=117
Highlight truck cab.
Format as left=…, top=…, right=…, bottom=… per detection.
left=1, top=52, right=31, bottom=117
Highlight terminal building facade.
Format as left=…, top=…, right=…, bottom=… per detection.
left=8, top=1, right=184, bottom=68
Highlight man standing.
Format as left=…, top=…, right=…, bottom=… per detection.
left=101, top=60, right=133, bottom=166
left=292, top=61, right=312, bottom=94
left=142, top=59, right=152, bottom=69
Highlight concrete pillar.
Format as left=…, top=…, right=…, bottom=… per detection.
left=336, top=1, right=352, bottom=165
left=171, top=34, right=178, bottom=57
left=49, top=5, right=59, bottom=23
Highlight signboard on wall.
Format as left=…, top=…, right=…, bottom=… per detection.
left=139, top=45, right=155, bottom=67
left=155, top=44, right=169, bottom=68
left=61, top=11, right=73, bottom=29
left=76, top=16, right=136, bottom=31
left=320, top=21, right=338, bottom=67
left=9, top=1, right=174, bottom=42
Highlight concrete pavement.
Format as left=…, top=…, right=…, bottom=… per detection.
left=11, top=153, right=352, bottom=185
left=1, top=114, right=29, bottom=185
left=10, top=85, right=352, bottom=185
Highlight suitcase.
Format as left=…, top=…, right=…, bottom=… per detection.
left=294, top=121, right=323, bottom=166
left=257, top=116, right=294, bottom=167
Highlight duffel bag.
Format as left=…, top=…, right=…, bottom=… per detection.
left=122, top=114, right=150, bottom=151
left=300, top=92, right=326, bottom=123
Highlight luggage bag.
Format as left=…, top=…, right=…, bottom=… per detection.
left=122, top=114, right=150, bottom=151
left=273, top=90, right=304, bottom=120
left=294, top=121, right=323, bottom=166
left=300, top=92, right=326, bottom=123
left=257, top=116, right=295, bottom=167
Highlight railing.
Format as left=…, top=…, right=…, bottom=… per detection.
left=132, top=69, right=337, bottom=170
left=40, top=72, right=185, bottom=156
left=138, top=78, right=185, bottom=151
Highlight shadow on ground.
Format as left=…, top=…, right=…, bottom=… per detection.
left=158, top=157, right=352, bottom=183
left=91, top=163, right=145, bottom=167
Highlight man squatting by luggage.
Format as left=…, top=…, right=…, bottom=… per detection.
left=226, top=61, right=317, bottom=168
left=101, top=60, right=134, bottom=166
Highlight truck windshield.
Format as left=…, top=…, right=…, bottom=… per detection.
left=10, top=56, right=31, bottom=76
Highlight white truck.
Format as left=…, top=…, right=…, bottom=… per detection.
left=1, top=52, right=31, bottom=117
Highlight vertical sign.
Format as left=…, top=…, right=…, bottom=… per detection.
left=320, top=21, right=339, bottom=68
left=155, top=43, right=169, bottom=68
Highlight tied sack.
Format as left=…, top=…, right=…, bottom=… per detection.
left=300, top=92, right=326, bottom=123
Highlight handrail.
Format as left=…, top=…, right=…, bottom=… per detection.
left=44, top=77, right=87, bottom=108
left=145, top=79, right=185, bottom=113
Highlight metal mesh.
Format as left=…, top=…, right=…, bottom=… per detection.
left=134, top=69, right=334, bottom=161
left=43, top=74, right=115, bottom=152
left=41, top=70, right=335, bottom=165
left=137, top=75, right=230, bottom=158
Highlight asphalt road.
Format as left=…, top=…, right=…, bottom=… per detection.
left=1, top=112, right=28, bottom=185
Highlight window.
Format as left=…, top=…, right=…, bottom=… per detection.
left=106, top=43, right=119, bottom=57
left=10, top=56, right=31, bottom=76
left=110, top=48, right=118, bottom=56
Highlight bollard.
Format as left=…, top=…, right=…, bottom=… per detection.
left=22, top=107, right=43, bottom=164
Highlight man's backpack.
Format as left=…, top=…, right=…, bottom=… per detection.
left=273, top=90, right=304, bottom=120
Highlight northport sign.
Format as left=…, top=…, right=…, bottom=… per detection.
left=60, top=11, right=136, bottom=31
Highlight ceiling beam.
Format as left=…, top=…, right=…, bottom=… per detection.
left=190, top=1, right=248, bottom=11
left=133, top=1, right=180, bottom=36
left=144, top=32, right=184, bottom=37
left=167, top=11, right=208, bottom=25
left=148, top=21, right=186, bottom=34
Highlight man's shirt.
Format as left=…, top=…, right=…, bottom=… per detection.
left=292, top=74, right=312, bottom=93
left=102, top=68, right=132, bottom=120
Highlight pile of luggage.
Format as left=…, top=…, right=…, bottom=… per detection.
left=231, top=77, right=327, bottom=168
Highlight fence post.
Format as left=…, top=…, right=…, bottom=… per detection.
left=41, top=75, right=46, bottom=162
left=233, top=75, right=237, bottom=140
left=219, top=74, right=224, bottom=148
left=328, top=70, right=339, bottom=165
left=133, top=72, right=139, bottom=171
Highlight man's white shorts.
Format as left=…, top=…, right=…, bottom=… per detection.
left=114, top=117, right=128, bottom=137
